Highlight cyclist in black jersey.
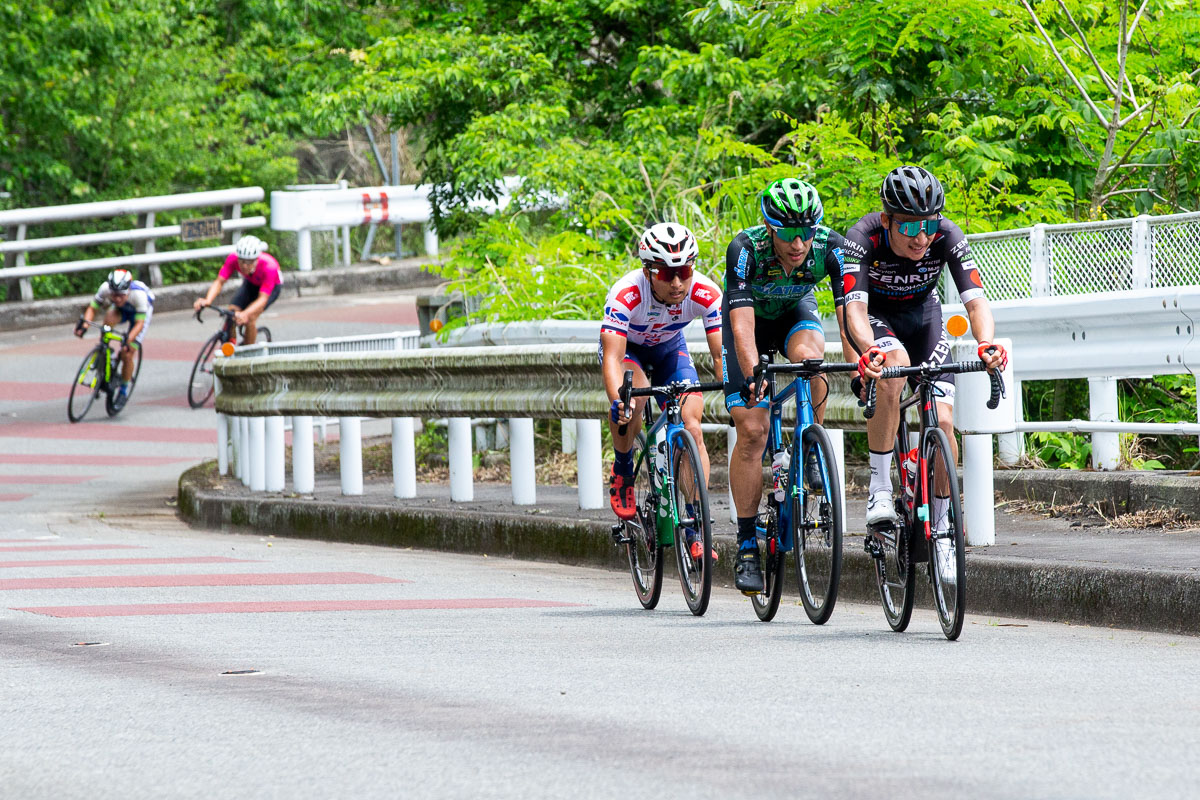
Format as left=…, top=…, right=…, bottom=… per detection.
left=838, top=165, right=1007, bottom=539
left=723, top=178, right=846, bottom=594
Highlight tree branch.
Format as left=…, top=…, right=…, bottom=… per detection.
left=1118, top=97, right=1156, bottom=129
left=1127, top=0, right=1152, bottom=44
left=1055, top=3, right=1120, bottom=98
left=1020, top=0, right=1113, bottom=129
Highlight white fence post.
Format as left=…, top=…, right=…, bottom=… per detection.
left=509, top=418, right=536, bottom=505
left=423, top=224, right=439, bottom=259
left=1030, top=223, right=1050, bottom=297
left=216, top=413, right=229, bottom=476
left=340, top=417, right=363, bottom=495
left=249, top=417, right=266, bottom=492
left=1131, top=215, right=1152, bottom=289
left=727, top=424, right=738, bottom=524
left=239, top=416, right=250, bottom=487
left=392, top=418, right=416, bottom=499
left=954, top=337, right=1014, bottom=547
left=297, top=228, right=313, bottom=272
left=1088, top=376, right=1121, bottom=470
left=562, top=418, right=577, bottom=454
left=448, top=417, right=474, bottom=502
left=961, top=434, right=996, bottom=546
left=265, top=416, right=285, bottom=492
left=826, top=428, right=847, bottom=529
left=997, top=377, right=1024, bottom=466
left=576, top=419, right=603, bottom=510
left=293, top=415, right=315, bottom=494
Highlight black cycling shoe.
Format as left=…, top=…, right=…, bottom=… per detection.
left=804, top=448, right=824, bottom=492
left=734, top=547, right=765, bottom=595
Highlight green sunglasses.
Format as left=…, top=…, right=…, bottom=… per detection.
left=894, top=218, right=940, bottom=237
left=768, top=224, right=817, bottom=242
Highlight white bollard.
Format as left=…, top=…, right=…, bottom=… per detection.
left=727, top=424, right=738, bottom=524
left=293, top=415, right=315, bottom=494
left=1089, top=376, right=1120, bottom=470
left=962, top=434, right=996, bottom=546
left=239, top=416, right=251, bottom=487
left=392, top=418, right=416, bottom=499
left=249, top=417, right=266, bottom=492
left=509, top=418, right=536, bottom=505
left=448, top=417, right=474, bottom=502
left=826, top=428, right=847, bottom=528
left=423, top=222, right=439, bottom=259
left=997, top=377, right=1025, bottom=466
left=297, top=228, right=312, bottom=272
left=216, top=413, right=229, bottom=476
left=561, top=418, right=577, bottom=454
left=576, top=419, right=604, bottom=510
left=339, top=417, right=363, bottom=496
left=265, top=416, right=285, bottom=492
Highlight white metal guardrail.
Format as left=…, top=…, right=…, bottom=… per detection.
left=231, top=330, right=421, bottom=358
left=0, top=188, right=266, bottom=300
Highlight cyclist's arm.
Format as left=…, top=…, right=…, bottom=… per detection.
left=705, top=329, right=723, bottom=383
left=839, top=227, right=875, bottom=358
left=196, top=276, right=225, bottom=310
left=724, top=235, right=762, bottom=392
left=600, top=331, right=629, bottom=403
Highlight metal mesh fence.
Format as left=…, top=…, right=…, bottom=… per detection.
left=1046, top=223, right=1133, bottom=295
left=966, top=234, right=1032, bottom=301
left=1149, top=216, right=1200, bottom=287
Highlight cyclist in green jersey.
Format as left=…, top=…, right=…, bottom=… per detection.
left=722, top=178, right=846, bottom=594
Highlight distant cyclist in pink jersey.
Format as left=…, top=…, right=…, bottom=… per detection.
left=193, top=235, right=283, bottom=345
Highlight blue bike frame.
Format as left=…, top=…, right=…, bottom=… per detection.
left=759, top=373, right=826, bottom=552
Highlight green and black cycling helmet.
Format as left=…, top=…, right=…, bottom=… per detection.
left=761, top=178, right=824, bottom=228
left=880, top=165, right=945, bottom=216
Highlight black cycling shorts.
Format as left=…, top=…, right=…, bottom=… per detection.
left=722, top=292, right=823, bottom=410
left=231, top=282, right=281, bottom=313
left=867, top=294, right=955, bottom=404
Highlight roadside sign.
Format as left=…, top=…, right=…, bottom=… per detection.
left=180, top=216, right=222, bottom=242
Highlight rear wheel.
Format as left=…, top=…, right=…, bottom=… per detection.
left=750, top=509, right=784, bottom=622
left=188, top=334, right=222, bottom=408
left=624, top=433, right=663, bottom=610
left=874, top=431, right=915, bottom=632
left=794, top=424, right=844, bottom=625
left=925, top=427, right=966, bottom=640
left=67, top=347, right=103, bottom=423
left=670, top=429, right=711, bottom=616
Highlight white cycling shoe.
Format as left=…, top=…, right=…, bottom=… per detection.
left=865, top=490, right=899, bottom=526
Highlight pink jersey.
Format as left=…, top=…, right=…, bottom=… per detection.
left=601, top=269, right=722, bottom=346
left=219, top=252, right=283, bottom=295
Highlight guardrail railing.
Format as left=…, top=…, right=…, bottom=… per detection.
left=0, top=188, right=265, bottom=301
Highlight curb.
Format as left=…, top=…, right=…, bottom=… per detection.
left=996, top=468, right=1200, bottom=519
left=178, top=464, right=1200, bottom=635
left=0, top=260, right=444, bottom=331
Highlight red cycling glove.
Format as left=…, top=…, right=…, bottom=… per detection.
left=857, top=346, right=885, bottom=380
left=977, top=341, right=1008, bottom=371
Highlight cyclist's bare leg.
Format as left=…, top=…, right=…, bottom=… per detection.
left=729, top=404, right=769, bottom=518
left=609, top=363, right=650, bottom=456
left=933, top=400, right=956, bottom=496
left=866, top=345, right=911, bottom=453
left=679, top=393, right=708, bottom=501
left=786, top=328, right=827, bottom=423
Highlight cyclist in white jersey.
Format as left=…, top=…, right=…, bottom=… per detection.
left=600, top=223, right=723, bottom=525
left=74, top=269, right=154, bottom=406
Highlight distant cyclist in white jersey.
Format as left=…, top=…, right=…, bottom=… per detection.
left=599, top=222, right=723, bottom=527
left=74, top=269, right=154, bottom=408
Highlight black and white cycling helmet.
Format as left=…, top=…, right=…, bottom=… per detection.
left=106, top=269, right=133, bottom=293
left=880, top=165, right=945, bottom=216
left=234, top=235, right=267, bottom=260
left=637, top=222, right=698, bottom=267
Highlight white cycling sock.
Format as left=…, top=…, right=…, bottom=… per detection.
left=868, top=450, right=893, bottom=496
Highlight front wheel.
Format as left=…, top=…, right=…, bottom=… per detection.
left=188, top=334, right=222, bottom=409
left=874, top=431, right=915, bottom=632
left=670, top=428, right=711, bottom=616
left=794, top=425, right=844, bottom=625
left=105, top=345, right=142, bottom=417
left=924, top=427, right=966, bottom=640
left=67, top=347, right=104, bottom=423
left=750, top=510, right=785, bottom=622
left=623, top=433, right=663, bottom=610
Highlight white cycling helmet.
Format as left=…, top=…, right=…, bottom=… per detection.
left=106, top=269, right=133, bottom=293
left=638, top=222, right=698, bottom=268
left=234, top=235, right=267, bottom=260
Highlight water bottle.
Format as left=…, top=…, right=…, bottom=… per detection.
left=771, top=449, right=787, bottom=503
left=901, top=448, right=917, bottom=508
left=653, top=435, right=668, bottom=477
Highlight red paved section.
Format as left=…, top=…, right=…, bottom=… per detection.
left=0, top=557, right=257, bottom=568
left=0, top=494, right=32, bottom=502
left=18, top=598, right=584, bottom=617
left=0, top=423, right=215, bottom=444
left=0, top=382, right=67, bottom=402
left=0, top=475, right=98, bottom=485
left=0, top=544, right=143, bottom=552
left=0, top=454, right=192, bottom=466
left=0, top=571, right=407, bottom=590
left=1, top=338, right=205, bottom=362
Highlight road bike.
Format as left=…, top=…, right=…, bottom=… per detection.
left=862, top=355, right=1004, bottom=640
left=610, top=371, right=724, bottom=616
left=745, top=354, right=857, bottom=623
left=188, top=306, right=271, bottom=409
left=67, top=321, right=142, bottom=422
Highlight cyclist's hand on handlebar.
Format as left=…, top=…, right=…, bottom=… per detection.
left=977, top=341, right=1008, bottom=373
left=739, top=379, right=765, bottom=406
left=857, top=346, right=885, bottom=381
left=234, top=310, right=249, bottom=326
left=193, top=298, right=209, bottom=312
left=73, top=318, right=86, bottom=338
left=610, top=399, right=633, bottom=425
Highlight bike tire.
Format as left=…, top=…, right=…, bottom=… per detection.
left=624, top=433, right=663, bottom=609
left=669, top=428, right=712, bottom=617
left=67, top=347, right=103, bottom=423
left=188, top=333, right=222, bottom=409
left=794, top=424, right=844, bottom=625
left=750, top=512, right=785, bottom=622
left=924, top=427, right=966, bottom=640
left=875, top=432, right=915, bottom=632
left=105, top=345, right=143, bottom=417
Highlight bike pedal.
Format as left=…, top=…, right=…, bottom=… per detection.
left=740, top=589, right=762, bottom=597
left=609, top=524, right=631, bottom=545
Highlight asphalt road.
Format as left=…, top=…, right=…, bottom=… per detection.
left=2, top=292, right=1198, bottom=798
